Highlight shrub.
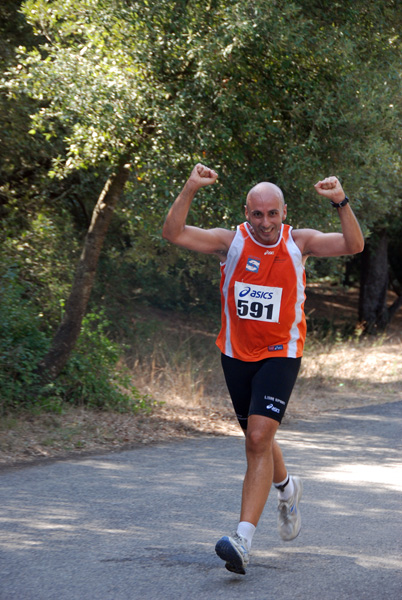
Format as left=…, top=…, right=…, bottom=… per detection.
left=0, top=270, right=154, bottom=414
left=57, top=310, right=155, bottom=413
left=0, top=269, right=49, bottom=411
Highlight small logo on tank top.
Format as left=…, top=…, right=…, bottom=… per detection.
left=268, top=344, right=284, bottom=351
left=264, top=250, right=274, bottom=255
left=246, top=257, right=260, bottom=272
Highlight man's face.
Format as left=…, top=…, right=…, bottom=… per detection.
left=245, top=185, right=287, bottom=245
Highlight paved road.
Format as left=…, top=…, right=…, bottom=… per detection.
left=1, top=401, right=401, bottom=600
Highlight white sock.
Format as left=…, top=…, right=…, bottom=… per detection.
left=236, top=521, right=256, bottom=550
left=274, top=474, right=295, bottom=501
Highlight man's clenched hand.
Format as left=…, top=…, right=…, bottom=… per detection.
left=188, top=163, right=218, bottom=189
left=314, top=176, right=346, bottom=204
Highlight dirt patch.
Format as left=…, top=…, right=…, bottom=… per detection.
left=0, top=405, right=241, bottom=469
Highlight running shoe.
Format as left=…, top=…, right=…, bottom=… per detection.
left=215, top=533, right=249, bottom=574
left=277, top=475, right=303, bottom=541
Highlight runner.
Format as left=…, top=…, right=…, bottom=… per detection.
left=162, top=164, right=364, bottom=574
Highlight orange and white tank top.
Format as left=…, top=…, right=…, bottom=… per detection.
left=216, top=222, right=306, bottom=361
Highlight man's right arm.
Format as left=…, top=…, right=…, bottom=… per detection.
left=162, top=164, right=235, bottom=258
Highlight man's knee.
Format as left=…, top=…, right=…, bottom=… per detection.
left=246, top=416, right=278, bottom=454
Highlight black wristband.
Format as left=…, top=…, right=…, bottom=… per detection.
left=330, top=196, right=349, bottom=208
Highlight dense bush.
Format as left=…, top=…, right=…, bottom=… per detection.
left=0, top=269, right=49, bottom=408
left=57, top=310, right=155, bottom=413
left=0, top=270, right=154, bottom=414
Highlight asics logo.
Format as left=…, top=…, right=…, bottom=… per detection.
left=266, top=403, right=280, bottom=413
left=239, top=287, right=274, bottom=300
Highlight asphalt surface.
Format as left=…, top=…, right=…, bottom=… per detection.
left=0, top=401, right=401, bottom=600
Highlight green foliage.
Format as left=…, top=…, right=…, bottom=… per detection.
left=94, top=246, right=222, bottom=316
left=0, top=270, right=49, bottom=409
left=4, top=0, right=402, bottom=241
left=5, top=1, right=399, bottom=210
left=1, top=208, right=81, bottom=327
left=55, top=310, right=156, bottom=413
left=0, top=271, right=154, bottom=414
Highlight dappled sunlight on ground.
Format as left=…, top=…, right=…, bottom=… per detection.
left=319, top=463, right=402, bottom=491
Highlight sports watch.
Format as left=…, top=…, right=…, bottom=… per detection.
left=330, top=196, right=349, bottom=208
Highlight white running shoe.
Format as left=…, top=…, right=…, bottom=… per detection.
left=215, top=533, right=249, bottom=574
left=277, top=476, right=303, bottom=541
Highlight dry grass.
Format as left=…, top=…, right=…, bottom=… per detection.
left=129, top=335, right=402, bottom=416
left=292, top=337, right=402, bottom=415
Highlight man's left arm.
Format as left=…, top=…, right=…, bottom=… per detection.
left=294, top=176, right=365, bottom=258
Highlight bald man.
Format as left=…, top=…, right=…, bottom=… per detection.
left=162, top=164, right=364, bottom=575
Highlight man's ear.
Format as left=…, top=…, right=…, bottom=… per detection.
left=244, top=204, right=248, bottom=219
left=282, top=204, right=288, bottom=221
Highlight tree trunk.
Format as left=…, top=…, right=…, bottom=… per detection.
left=358, top=229, right=389, bottom=333
left=38, top=159, right=131, bottom=381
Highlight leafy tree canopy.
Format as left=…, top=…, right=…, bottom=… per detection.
left=3, top=1, right=401, bottom=229
left=2, top=0, right=402, bottom=299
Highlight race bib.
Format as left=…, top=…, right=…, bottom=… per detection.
left=234, top=281, right=282, bottom=323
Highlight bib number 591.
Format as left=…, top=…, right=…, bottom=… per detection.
left=237, top=299, right=274, bottom=320
left=234, top=282, right=282, bottom=322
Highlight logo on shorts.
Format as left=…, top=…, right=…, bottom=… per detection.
left=266, top=403, right=280, bottom=414
left=265, top=395, right=285, bottom=406
left=246, top=257, right=260, bottom=272
left=268, top=345, right=283, bottom=351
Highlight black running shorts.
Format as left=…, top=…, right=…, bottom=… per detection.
left=221, top=354, right=302, bottom=430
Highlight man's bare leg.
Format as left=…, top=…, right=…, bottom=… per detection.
left=240, top=414, right=280, bottom=525
left=273, top=438, right=288, bottom=485
left=215, top=414, right=302, bottom=573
